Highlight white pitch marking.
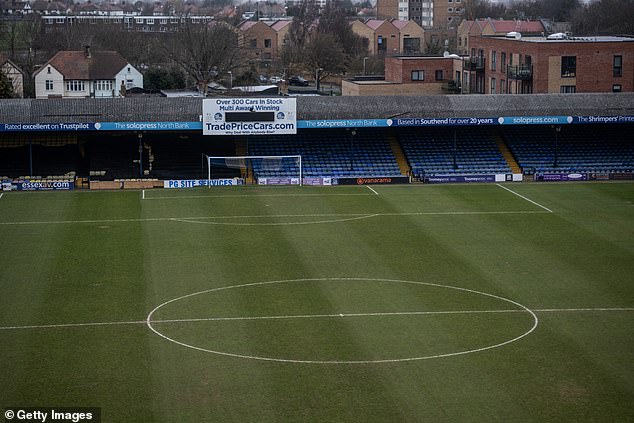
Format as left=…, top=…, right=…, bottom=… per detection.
left=496, top=183, right=553, bottom=213
left=143, top=193, right=373, bottom=200
left=0, top=193, right=4, bottom=200
left=142, top=189, right=145, bottom=200
left=0, top=210, right=549, bottom=226
left=1, top=307, right=632, bottom=331
left=366, top=186, right=379, bottom=196
left=170, top=214, right=378, bottom=226
left=0, top=319, right=146, bottom=330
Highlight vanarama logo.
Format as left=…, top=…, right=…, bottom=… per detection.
left=356, top=178, right=392, bottom=185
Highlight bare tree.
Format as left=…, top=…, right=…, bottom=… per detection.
left=318, top=0, right=365, bottom=57
left=163, top=21, right=245, bottom=94
left=305, top=33, right=347, bottom=87
left=463, top=0, right=505, bottom=19
left=287, top=0, right=319, bottom=47
left=571, top=0, right=634, bottom=34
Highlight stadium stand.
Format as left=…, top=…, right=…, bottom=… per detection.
left=399, top=127, right=511, bottom=178
left=0, top=94, right=632, bottom=183
left=86, top=138, right=138, bottom=180
left=248, top=129, right=402, bottom=178
left=148, top=136, right=238, bottom=180
left=503, top=124, right=634, bottom=174
left=0, top=136, right=80, bottom=179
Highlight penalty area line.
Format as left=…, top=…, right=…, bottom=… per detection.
left=366, top=186, right=379, bottom=196
left=496, top=184, right=553, bottom=213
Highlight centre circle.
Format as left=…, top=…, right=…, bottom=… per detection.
left=146, top=278, right=538, bottom=364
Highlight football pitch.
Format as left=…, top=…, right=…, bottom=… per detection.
left=1, top=182, right=633, bottom=422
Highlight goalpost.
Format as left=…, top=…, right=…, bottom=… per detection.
left=204, top=155, right=303, bottom=186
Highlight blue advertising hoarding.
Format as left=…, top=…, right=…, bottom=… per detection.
left=0, top=116, right=632, bottom=132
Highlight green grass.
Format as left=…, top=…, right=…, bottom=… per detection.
left=1, top=183, right=633, bottom=422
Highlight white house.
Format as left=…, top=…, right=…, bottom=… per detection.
left=34, top=47, right=143, bottom=99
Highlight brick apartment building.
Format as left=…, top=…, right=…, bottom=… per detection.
left=376, top=0, right=464, bottom=29
left=457, top=19, right=546, bottom=55
left=351, top=19, right=426, bottom=56
left=342, top=55, right=462, bottom=95
left=467, top=35, right=634, bottom=94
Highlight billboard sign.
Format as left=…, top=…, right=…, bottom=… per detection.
left=203, top=98, right=297, bottom=135
left=14, top=180, right=74, bottom=191
left=424, top=174, right=497, bottom=184
left=535, top=173, right=588, bottom=182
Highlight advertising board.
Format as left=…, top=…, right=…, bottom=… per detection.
left=203, top=98, right=297, bottom=135
left=164, top=179, right=244, bottom=188
left=535, top=173, right=588, bottom=182
left=424, top=175, right=496, bottom=184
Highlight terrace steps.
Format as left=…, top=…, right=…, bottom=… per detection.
left=389, top=135, right=410, bottom=176
left=495, top=136, right=522, bottom=173
left=234, top=139, right=252, bottom=183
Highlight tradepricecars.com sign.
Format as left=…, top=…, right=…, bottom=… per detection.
left=202, top=98, right=297, bottom=136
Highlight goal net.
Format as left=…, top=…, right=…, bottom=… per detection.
left=204, top=155, right=302, bottom=186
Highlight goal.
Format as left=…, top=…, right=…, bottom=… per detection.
left=204, top=155, right=303, bottom=186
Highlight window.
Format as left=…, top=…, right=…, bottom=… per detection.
left=47, top=66, right=51, bottom=74
left=560, top=85, right=576, bottom=93
left=378, top=35, right=386, bottom=52
left=264, top=39, right=271, bottom=48
left=45, top=80, right=53, bottom=91
left=491, top=51, right=497, bottom=71
left=501, top=79, right=506, bottom=94
left=435, top=70, right=444, bottom=81
left=501, top=52, right=506, bottom=73
left=95, top=80, right=113, bottom=91
left=411, top=70, right=424, bottom=81
left=490, top=77, right=496, bottom=94
left=613, top=55, right=622, bottom=77
left=65, top=80, right=85, bottom=92
left=561, top=56, right=576, bottom=77
left=250, top=39, right=257, bottom=48
left=613, top=84, right=622, bottom=92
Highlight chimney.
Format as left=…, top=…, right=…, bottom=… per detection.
left=84, top=45, right=91, bottom=58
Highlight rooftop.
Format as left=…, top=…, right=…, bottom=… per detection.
left=488, top=35, right=634, bottom=43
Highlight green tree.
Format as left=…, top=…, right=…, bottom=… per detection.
left=0, top=70, right=15, bottom=98
left=144, top=67, right=187, bottom=90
